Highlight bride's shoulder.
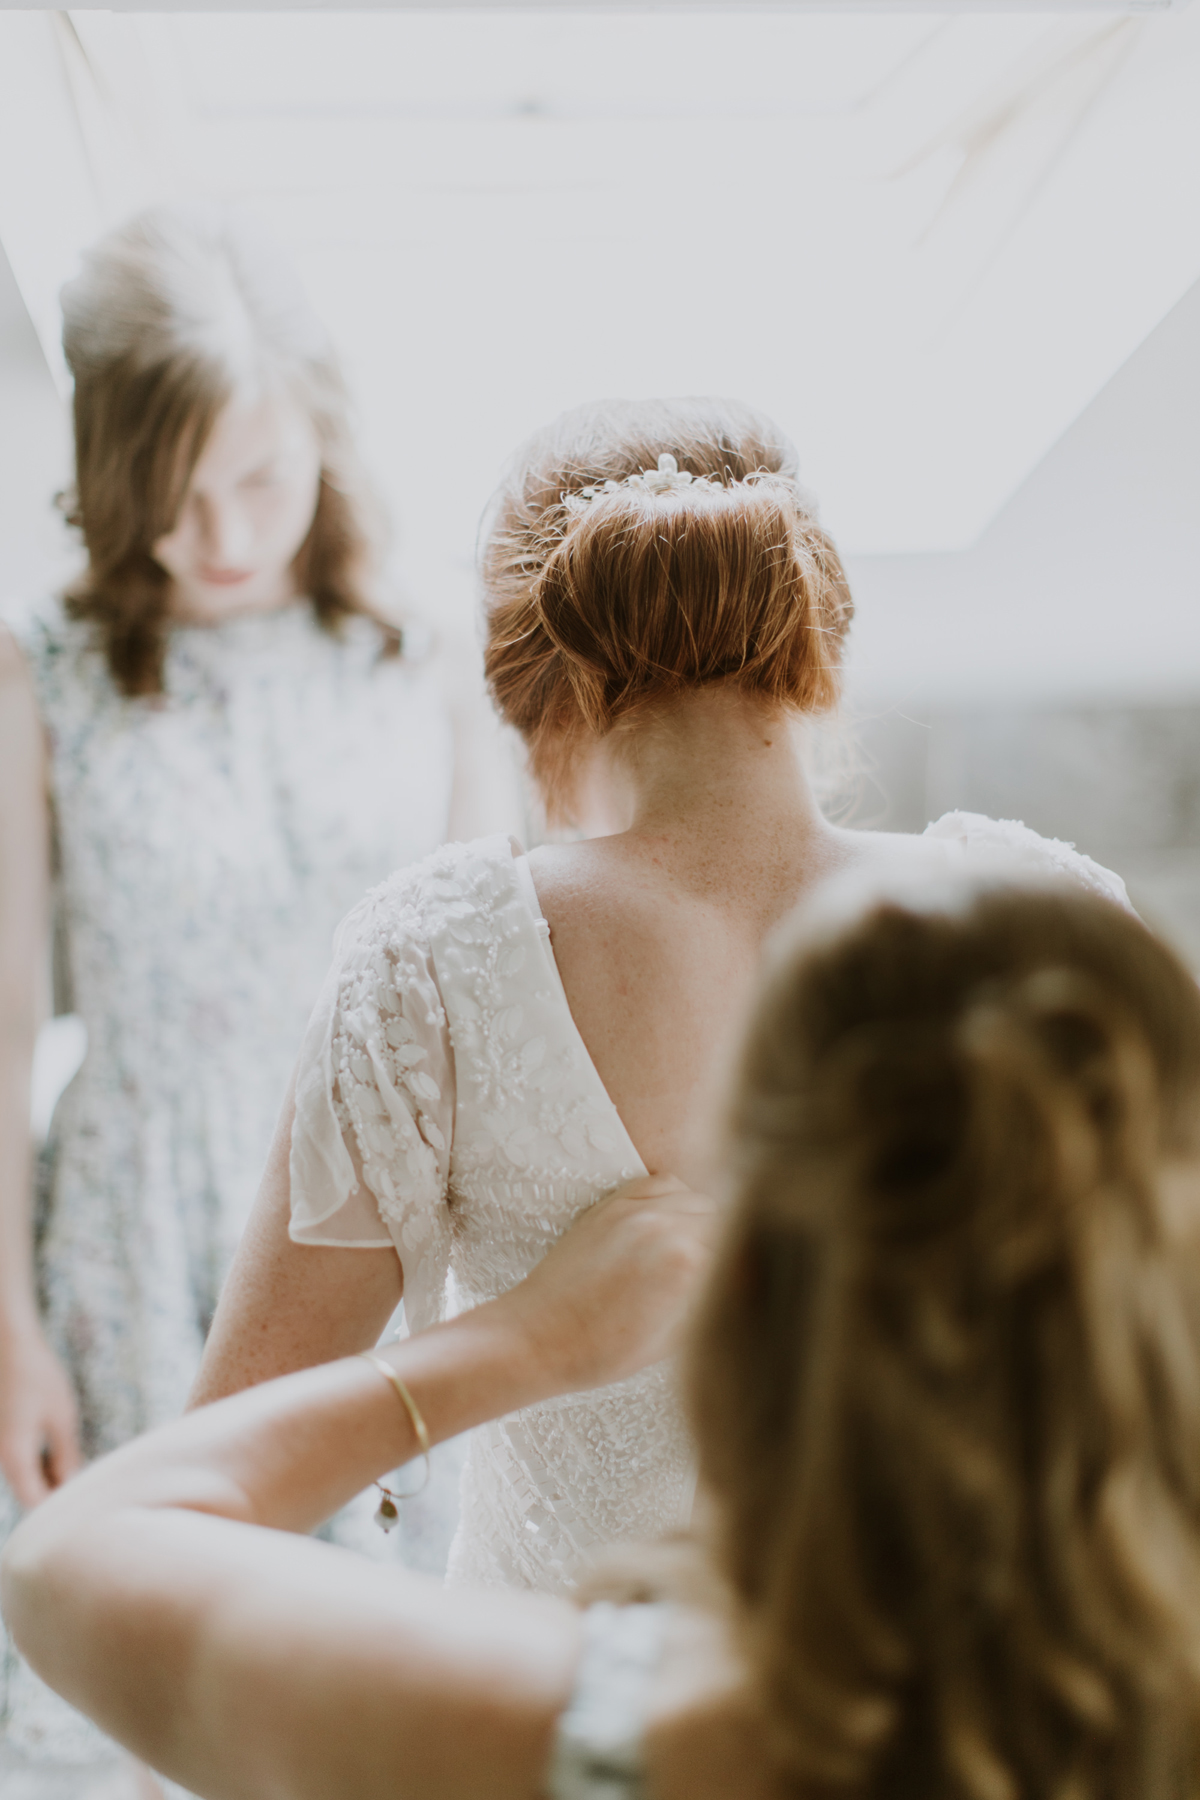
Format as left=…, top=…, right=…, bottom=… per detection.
left=920, top=810, right=1131, bottom=909
left=339, top=834, right=522, bottom=941
left=834, top=812, right=1130, bottom=910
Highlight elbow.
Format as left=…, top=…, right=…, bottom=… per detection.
left=1, top=1512, right=115, bottom=1732
left=0, top=1513, right=54, bottom=1667
left=1, top=1505, right=106, bottom=1700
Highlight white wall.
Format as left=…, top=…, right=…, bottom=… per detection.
left=844, top=270, right=1200, bottom=708
left=0, top=242, right=73, bottom=620
left=4, top=230, right=1199, bottom=711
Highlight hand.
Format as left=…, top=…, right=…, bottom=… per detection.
left=492, top=1175, right=718, bottom=1397
left=0, top=1325, right=83, bottom=1508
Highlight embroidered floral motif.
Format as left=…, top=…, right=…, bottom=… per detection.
left=292, top=836, right=693, bottom=1594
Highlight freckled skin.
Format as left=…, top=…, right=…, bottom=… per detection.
left=527, top=691, right=926, bottom=1188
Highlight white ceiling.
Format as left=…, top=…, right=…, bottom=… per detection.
left=844, top=268, right=1200, bottom=706
left=1, top=6, right=1198, bottom=619
left=16, top=2, right=1193, bottom=12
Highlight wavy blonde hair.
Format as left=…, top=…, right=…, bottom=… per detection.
left=692, top=877, right=1200, bottom=1800
left=482, top=397, right=853, bottom=820
left=60, top=205, right=392, bottom=695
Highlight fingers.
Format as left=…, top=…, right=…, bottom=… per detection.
left=613, top=1173, right=691, bottom=1202
left=636, top=1202, right=717, bottom=1291
left=610, top=1174, right=718, bottom=1219
left=495, top=1169, right=720, bottom=1393
left=622, top=1179, right=720, bottom=1243
left=42, top=1413, right=84, bottom=1489
left=592, top=1177, right=720, bottom=1276
left=0, top=1381, right=83, bottom=1506
left=0, top=1436, right=53, bottom=1509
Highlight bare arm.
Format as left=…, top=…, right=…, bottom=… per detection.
left=0, top=626, right=81, bottom=1503
left=2, top=1178, right=715, bottom=1800
left=191, top=1075, right=404, bottom=1406
left=6, top=1313, right=579, bottom=1800
left=193, top=1073, right=710, bottom=1413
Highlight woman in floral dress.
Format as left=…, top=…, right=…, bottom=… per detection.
left=0, top=205, right=483, bottom=1783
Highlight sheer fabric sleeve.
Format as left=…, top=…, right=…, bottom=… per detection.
left=289, top=875, right=455, bottom=1329
left=924, top=811, right=1133, bottom=912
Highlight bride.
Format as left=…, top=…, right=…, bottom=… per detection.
left=193, top=395, right=1128, bottom=1591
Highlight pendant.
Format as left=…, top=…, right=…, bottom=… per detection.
left=374, top=1494, right=400, bottom=1533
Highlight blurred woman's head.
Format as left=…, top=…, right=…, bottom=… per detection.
left=61, top=205, right=386, bottom=692
left=482, top=397, right=853, bottom=820
left=693, top=875, right=1200, bottom=1800
left=147, top=385, right=322, bottom=628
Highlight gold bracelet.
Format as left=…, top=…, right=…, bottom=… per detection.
left=359, top=1351, right=432, bottom=1530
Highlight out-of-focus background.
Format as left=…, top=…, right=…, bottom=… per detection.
left=3, top=1, right=1200, bottom=1001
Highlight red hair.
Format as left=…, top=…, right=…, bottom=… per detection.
left=483, top=397, right=853, bottom=817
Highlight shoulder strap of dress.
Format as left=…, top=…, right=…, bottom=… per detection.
left=546, top=1603, right=667, bottom=1800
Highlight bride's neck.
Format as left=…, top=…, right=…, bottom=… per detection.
left=578, top=689, right=828, bottom=851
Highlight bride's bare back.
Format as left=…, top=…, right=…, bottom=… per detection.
left=525, top=690, right=923, bottom=1184
left=535, top=852, right=803, bottom=1181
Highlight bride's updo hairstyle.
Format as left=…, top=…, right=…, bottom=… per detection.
left=483, top=397, right=852, bottom=817
left=61, top=205, right=387, bottom=695
left=694, top=877, right=1200, bottom=1800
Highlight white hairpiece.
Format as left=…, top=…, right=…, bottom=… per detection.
left=562, top=452, right=716, bottom=517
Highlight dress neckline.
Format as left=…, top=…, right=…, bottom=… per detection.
left=166, top=597, right=312, bottom=641
left=505, top=837, right=649, bottom=1182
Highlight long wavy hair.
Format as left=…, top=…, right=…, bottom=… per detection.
left=60, top=205, right=393, bottom=696
left=691, top=876, right=1200, bottom=1800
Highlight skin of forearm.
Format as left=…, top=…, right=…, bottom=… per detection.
left=0, top=641, right=50, bottom=1336
left=0, top=1036, right=39, bottom=1334
left=1, top=1302, right=585, bottom=1800
left=221, top=1303, right=556, bottom=1534
left=0, top=1178, right=712, bottom=1800
left=6, top=1293, right=552, bottom=1571
left=188, top=1081, right=407, bottom=1411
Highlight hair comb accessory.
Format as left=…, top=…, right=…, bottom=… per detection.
left=562, top=452, right=717, bottom=515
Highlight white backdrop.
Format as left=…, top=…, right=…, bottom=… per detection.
left=1, top=6, right=1198, bottom=701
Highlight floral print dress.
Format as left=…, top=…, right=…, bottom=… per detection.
left=0, top=596, right=454, bottom=1766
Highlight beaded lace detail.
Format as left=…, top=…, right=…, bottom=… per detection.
left=291, top=835, right=696, bottom=1592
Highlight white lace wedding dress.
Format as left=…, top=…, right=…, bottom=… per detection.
left=291, top=834, right=696, bottom=1590
left=289, top=816, right=1129, bottom=1595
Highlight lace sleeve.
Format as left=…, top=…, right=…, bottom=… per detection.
left=289, top=875, right=455, bottom=1329
left=924, top=811, right=1133, bottom=912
